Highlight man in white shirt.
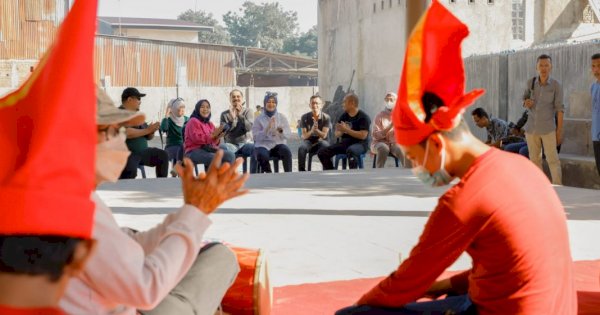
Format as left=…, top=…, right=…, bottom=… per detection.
left=60, top=88, right=249, bottom=315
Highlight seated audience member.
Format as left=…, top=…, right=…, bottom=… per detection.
left=61, top=89, right=248, bottom=315
left=317, top=93, right=371, bottom=170
left=160, top=97, right=189, bottom=176
left=371, top=92, right=404, bottom=168
left=184, top=99, right=235, bottom=168
left=471, top=107, right=508, bottom=148
left=502, top=112, right=529, bottom=158
left=252, top=92, right=293, bottom=173
left=220, top=89, right=256, bottom=172
left=336, top=3, right=576, bottom=314
left=254, top=105, right=262, bottom=120
left=298, top=95, right=331, bottom=171
left=119, top=87, right=169, bottom=179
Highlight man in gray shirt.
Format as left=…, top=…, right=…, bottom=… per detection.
left=522, top=54, right=564, bottom=185
left=220, top=89, right=257, bottom=173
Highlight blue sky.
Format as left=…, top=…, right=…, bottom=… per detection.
left=98, top=0, right=318, bottom=32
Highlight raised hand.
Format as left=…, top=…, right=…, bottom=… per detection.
left=176, top=151, right=249, bottom=214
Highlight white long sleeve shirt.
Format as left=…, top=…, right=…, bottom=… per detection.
left=60, top=193, right=210, bottom=315
left=252, top=112, right=292, bottom=150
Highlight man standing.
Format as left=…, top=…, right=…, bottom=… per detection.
left=471, top=107, right=509, bottom=148
left=522, top=54, right=564, bottom=185
left=591, top=53, right=600, bottom=176
left=336, top=2, right=575, bottom=314
left=119, top=87, right=169, bottom=179
left=220, top=89, right=256, bottom=173
left=371, top=92, right=404, bottom=168
left=317, top=93, right=371, bottom=170
left=298, top=95, right=331, bottom=171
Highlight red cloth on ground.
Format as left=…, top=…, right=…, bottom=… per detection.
left=358, top=149, right=576, bottom=314
left=0, top=305, right=65, bottom=315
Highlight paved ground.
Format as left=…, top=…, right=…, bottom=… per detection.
left=100, top=143, right=600, bottom=288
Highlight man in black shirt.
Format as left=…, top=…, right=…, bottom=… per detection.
left=298, top=95, right=332, bottom=171
left=318, top=93, right=371, bottom=170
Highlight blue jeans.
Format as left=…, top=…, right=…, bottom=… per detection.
left=335, top=295, right=476, bottom=315
left=502, top=142, right=528, bottom=159
left=318, top=141, right=367, bottom=170
left=165, top=144, right=184, bottom=162
left=222, top=142, right=257, bottom=173
left=186, top=143, right=235, bottom=169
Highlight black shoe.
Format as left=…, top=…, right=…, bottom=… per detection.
left=348, top=158, right=357, bottom=169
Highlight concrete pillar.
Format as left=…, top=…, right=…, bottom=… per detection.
left=405, top=0, right=428, bottom=39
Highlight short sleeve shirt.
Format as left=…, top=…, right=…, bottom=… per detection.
left=338, top=110, right=371, bottom=146
left=300, top=111, right=332, bottom=143
left=119, top=106, right=148, bottom=155
left=486, top=117, right=509, bottom=143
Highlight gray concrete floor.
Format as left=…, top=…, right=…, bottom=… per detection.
left=100, top=152, right=600, bottom=288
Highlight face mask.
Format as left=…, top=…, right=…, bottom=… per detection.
left=96, top=133, right=130, bottom=184
left=385, top=101, right=395, bottom=111
left=412, top=137, right=454, bottom=187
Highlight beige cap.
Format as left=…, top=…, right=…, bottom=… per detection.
left=96, top=87, right=145, bottom=126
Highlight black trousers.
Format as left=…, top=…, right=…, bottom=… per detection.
left=120, top=147, right=169, bottom=179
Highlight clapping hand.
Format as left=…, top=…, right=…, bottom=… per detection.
left=176, top=151, right=249, bottom=214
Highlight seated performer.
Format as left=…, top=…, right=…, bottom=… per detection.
left=336, top=1, right=576, bottom=314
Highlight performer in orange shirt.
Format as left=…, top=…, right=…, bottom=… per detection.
left=336, top=1, right=576, bottom=314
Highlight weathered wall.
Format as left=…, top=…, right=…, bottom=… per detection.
left=319, top=0, right=518, bottom=121
left=462, top=40, right=600, bottom=157
left=0, top=86, right=318, bottom=129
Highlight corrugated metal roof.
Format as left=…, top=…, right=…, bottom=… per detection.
left=94, top=36, right=236, bottom=87
left=98, top=16, right=213, bottom=32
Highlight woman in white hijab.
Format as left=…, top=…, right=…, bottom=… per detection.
left=160, top=97, right=189, bottom=176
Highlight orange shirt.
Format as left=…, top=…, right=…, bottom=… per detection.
left=358, top=149, right=576, bottom=314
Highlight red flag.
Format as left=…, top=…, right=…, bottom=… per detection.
left=0, top=0, right=98, bottom=238
left=393, top=0, right=485, bottom=146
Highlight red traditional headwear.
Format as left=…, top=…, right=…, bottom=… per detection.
left=393, top=0, right=485, bottom=146
left=0, top=0, right=98, bottom=238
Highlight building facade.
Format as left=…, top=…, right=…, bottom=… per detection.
left=318, top=0, right=600, bottom=119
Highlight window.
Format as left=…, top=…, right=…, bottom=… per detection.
left=469, top=0, right=475, bottom=4
left=449, top=0, right=456, bottom=3
left=373, top=2, right=376, bottom=13
left=488, top=0, right=494, bottom=4
left=381, top=1, right=384, bottom=10
left=512, top=0, right=525, bottom=40
left=389, top=0, right=392, bottom=8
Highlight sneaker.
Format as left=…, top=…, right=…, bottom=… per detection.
left=170, top=169, right=178, bottom=177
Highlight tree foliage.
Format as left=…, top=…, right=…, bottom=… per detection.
left=178, top=9, right=231, bottom=45
left=282, top=25, right=317, bottom=58
left=223, top=2, right=299, bottom=52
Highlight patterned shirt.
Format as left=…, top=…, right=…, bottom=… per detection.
left=486, top=117, right=509, bottom=144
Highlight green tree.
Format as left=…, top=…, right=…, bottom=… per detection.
left=223, top=2, right=299, bottom=52
left=283, top=25, right=317, bottom=58
left=178, top=9, right=231, bottom=45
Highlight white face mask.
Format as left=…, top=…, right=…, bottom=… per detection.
left=385, top=101, right=395, bottom=111
left=96, top=133, right=130, bottom=184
